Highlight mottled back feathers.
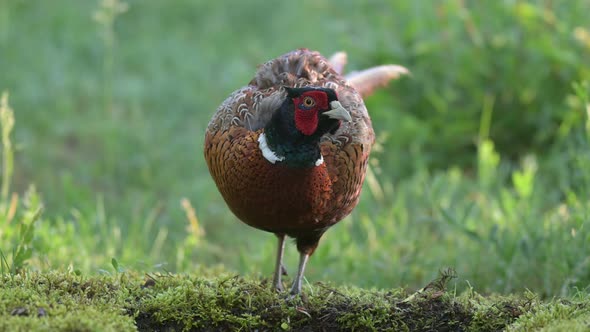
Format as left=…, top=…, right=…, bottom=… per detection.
left=206, top=48, right=375, bottom=148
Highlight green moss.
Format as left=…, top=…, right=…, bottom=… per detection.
left=0, top=272, right=137, bottom=331
left=1, top=270, right=589, bottom=331
left=507, top=299, right=590, bottom=331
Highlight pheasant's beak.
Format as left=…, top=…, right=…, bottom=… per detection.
left=323, top=101, right=352, bottom=122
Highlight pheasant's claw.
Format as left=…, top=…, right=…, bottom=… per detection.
left=274, top=282, right=284, bottom=293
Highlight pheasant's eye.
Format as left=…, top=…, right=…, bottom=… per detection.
left=302, top=96, right=315, bottom=108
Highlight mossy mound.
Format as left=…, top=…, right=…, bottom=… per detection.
left=1, top=271, right=589, bottom=331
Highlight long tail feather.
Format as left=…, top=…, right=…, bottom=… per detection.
left=346, top=65, right=409, bottom=98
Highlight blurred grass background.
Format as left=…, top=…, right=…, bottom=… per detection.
left=1, top=0, right=589, bottom=297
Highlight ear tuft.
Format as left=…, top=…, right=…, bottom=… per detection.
left=284, top=86, right=300, bottom=98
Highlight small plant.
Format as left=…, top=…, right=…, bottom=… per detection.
left=93, top=0, right=128, bottom=114
left=0, top=91, right=16, bottom=274
left=0, top=91, right=14, bottom=209
left=571, top=81, right=590, bottom=141
left=8, top=186, right=42, bottom=274
left=0, top=92, right=43, bottom=275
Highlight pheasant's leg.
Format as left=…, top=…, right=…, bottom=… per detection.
left=289, top=252, right=310, bottom=295
left=273, top=233, right=286, bottom=292
left=290, top=233, right=322, bottom=295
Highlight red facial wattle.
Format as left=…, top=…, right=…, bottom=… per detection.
left=293, top=91, right=329, bottom=136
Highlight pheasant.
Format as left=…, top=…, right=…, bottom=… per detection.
left=204, top=49, right=407, bottom=295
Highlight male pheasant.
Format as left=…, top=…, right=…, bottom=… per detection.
left=204, top=49, right=407, bottom=295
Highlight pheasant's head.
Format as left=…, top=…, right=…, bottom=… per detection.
left=261, top=87, right=351, bottom=167
left=285, top=87, right=352, bottom=136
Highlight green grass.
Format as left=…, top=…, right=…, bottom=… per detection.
left=1, top=2, right=590, bottom=325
